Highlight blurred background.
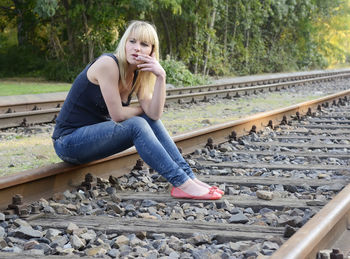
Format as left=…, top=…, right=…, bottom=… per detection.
left=0, top=0, right=350, bottom=86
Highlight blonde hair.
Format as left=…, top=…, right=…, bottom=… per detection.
left=115, top=20, right=159, bottom=100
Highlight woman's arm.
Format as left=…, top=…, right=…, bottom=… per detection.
left=136, top=53, right=166, bottom=120
left=87, top=56, right=143, bottom=122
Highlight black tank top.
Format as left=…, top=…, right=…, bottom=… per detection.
left=52, top=53, right=137, bottom=140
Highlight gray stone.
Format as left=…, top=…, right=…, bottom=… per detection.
left=24, top=240, right=40, bottom=250
left=256, top=190, right=273, bottom=200
left=70, top=234, right=86, bottom=250
left=110, top=193, right=121, bottom=203
left=0, top=227, right=4, bottom=238
left=7, top=236, right=27, bottom=245
left=262, top=241, right=279, bottom=250
left=142, top=199, right=158, bottom=207
left=107, top=248, right=120, bottom=258
left=13, top=226, right=43, bottom=239
left=13, top=219, right=31, bottom=227
left=187, top=232, right=212, bottom=245
left=66, top=222, right=79, bottom=234
left=80, top=229, right=96, bottom=242
left=0, top=238, right=7, bottom=249
left=45, top=228, right=62, bottom=241
left=0, top=213, right=5, bottom=222
left=169, top=251, right=180, bottom=258
left=50, top=235, right=69, bottom=247
left=112, top=235, right=129, bottom=248
left=33, top=243, right=52, bottom=255
left=152, top=233, right=166, bottom=240
left=85, top=246, right=107, bottom=256
left=63, top=190, right=75, bottom=199
left=2, top=246, right=23, bottom=253
left=228, top=212, right=249, bottom=224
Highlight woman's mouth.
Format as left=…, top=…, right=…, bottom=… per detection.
left=132, top=54, right=138, bottom=58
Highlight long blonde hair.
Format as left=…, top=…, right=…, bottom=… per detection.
left=115, top=20, right=159, bottom=100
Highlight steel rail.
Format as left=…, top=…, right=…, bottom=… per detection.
left=1, top=69, right=349, bottom=114
left=270, top=183, right=350, bottom=259
left=0, top=73, right=349, bottom=129
left=0, top=89, right=349, bottom=211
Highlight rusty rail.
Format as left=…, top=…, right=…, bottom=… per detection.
left=270, top=183, right=350, bottom=259
left=1, top=89, right=349, bottom=210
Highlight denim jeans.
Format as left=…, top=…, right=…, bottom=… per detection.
left=53, top=114, right=195, bottom=187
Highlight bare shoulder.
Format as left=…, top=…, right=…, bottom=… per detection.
left=87, top=55, right=119, bottom=84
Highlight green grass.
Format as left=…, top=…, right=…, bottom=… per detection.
left=0, top=80, right=71, bottom=96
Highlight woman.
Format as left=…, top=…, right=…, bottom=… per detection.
left=52, top=20, right=223, bottom=200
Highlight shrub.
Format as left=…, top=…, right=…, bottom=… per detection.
left=160, top=57, right=208, bottom=87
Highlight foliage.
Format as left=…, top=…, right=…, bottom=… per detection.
left=160, top=57, right=208, bottom=86
left=0, top=0, right=349, bottom=83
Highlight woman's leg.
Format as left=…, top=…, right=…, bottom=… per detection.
left=140, top=114, right=214, bottom=188
left=140, top=114, right=195, bottom=177
left=53, top=117, right=209, bottom=195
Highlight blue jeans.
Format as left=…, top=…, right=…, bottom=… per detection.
left=53, top=114, right=195, bottom=187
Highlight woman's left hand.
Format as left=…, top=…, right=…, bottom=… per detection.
left=136, top=53, right=166, bottom=78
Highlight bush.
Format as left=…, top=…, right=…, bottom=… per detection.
left=160, top=57, right=208, bottom=87
left=0, top=45, right=46, bottom=77
left=42, top=59, right=83, bottom=82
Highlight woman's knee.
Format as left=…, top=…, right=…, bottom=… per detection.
left=128, top=116, right=152, bottom=136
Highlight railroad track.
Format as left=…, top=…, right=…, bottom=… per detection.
left=0, top=89, right=349, bottom=258
left=1, top=69, right=350, bottom=129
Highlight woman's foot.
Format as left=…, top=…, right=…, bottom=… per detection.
left=171, top=179, right=222, bottom=200
left=193, top=178, right=225, bottom=195
left=171, top=187, right=222, bottom=200
left=177, top=179, right=208, bottom=196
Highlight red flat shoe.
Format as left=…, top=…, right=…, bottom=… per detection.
left=171, top=187, right=222, bottom=200
left=211, top=186, right=224, bottom=195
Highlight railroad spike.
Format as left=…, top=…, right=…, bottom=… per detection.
left=133, top=159, right=144, bottom=170
left=20, top=118, right=28, bottom=127
left=306, top=108, right=312, bottom=116
left=6, top=108, right=12, bottom=113
left=267, top=120, right=274, bottom=129
left=294, top=112, right=301, bottom=121
left=249, top=125, right=257, bottom=134
left=280, top=115, right=288, bottom=125
left=228, top=131, right=237, bottom=141
left=5, top=194, right=30, bottom=218
left=317, top=105, right=322, bottom=112
left=205, top=137, right=214, bottom=149
left=52, top=114, right=57, bottom=123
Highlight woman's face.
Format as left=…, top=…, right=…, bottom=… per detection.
left=125, top=35, right=153, bottom=65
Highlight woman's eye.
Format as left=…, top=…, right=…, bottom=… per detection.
left=141, top=42, right=149, bottom=47
left=130, top=39, right=136, bottom=43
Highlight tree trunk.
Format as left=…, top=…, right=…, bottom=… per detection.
left=224, top=0, right=228, bottom=59
left=62, top=0, right=75, bottom=55
left=13, top=0, right=27, bottom=46
left=203, top=1, right=217, bottom=75
left=193, top=18, right=198, bottom=74
left=81, top=0, right=94, bottom=63
left=159, top=9, right=172, bottom=57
